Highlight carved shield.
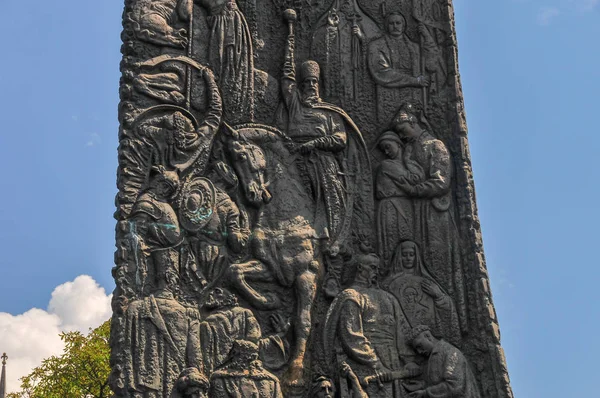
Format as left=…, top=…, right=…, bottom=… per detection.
left=178, top=177, right=216, bottom=232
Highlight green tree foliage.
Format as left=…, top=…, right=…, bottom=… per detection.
left=7, top=321, right=112, bottom=398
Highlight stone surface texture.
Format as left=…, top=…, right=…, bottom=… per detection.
left=110, top=1, right=513, bottom=397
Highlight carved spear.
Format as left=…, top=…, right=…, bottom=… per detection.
left=185, top=0, right=194, bottom=110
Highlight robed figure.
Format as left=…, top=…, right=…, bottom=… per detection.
left=368, top=12, right=428, bottom=125
left=324, top=255, right=412, bottom=398
left=195, top=0, right=254, bottom=123
left=279, top=22, right=374, bottom=253
left=384, top=241, right=461, bottom=346
left=388, top=105, right=467, bottom=332
left=311, top=0, right=380, bottom=116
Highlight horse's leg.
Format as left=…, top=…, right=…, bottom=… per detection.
left=285, top=266, right=318, bottom=387
left=227, top=260, right=281, bottom=310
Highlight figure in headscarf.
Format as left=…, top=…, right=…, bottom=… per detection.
left=387, top=104, right=467, bottom=332
left=375, top=130, right=424, bottom=264
left=384, top=241, right=461, bottom=347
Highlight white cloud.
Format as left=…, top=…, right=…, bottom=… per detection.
left=577, top=0, right=599, bottom=11
left=85, top=132, right=101, bottom=147
left=0, top=275, right=112, bottom=394
left=537, top=6, right=561, bottom=25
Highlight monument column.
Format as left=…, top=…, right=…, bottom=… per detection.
left=110, top=1, right=512, bottom=397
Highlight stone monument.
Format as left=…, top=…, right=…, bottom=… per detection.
left=110, top=1, right=513, bottom=397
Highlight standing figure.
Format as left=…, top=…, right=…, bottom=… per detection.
left=368, top=12, right=429, bottom=125
left=311, top=0, right=380, bottom=111
left=123, top=297, right=203, bottom=398
left=324, top=254, right=413, bottom=398
left=129, top=166, right=184, bottom=298
left=387, top=105, right=467, bottom=331
left=402, top=326, right=481, bottom=398
left=280, top=10, right=374, bottom=253
left=385, top=241, right=461, bottom=346
left=375, top=131, right=424, bottom=265
left=195, top=0, right=254, bottom=123
left=209, top=340, right=284, bottom=398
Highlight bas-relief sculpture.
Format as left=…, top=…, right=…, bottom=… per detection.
left=112, top=1, right=512, bottom=398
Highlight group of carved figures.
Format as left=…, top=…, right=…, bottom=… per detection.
left=112, top=1, right=480, bottom=397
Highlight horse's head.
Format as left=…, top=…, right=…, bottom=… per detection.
left=223, top=124, right=287, bottom=207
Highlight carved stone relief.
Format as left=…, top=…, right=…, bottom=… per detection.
left=112, top=1, right=513, bottom=397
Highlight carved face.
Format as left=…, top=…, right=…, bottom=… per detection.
left=357, top=257, right=379, bottom=286
left=314, top=380, right=335, bottom=398
left=403, top=287, right=419, bottom=303
left=393, top=117, right=417, bottom=139
left=203, top=287, right=238, bottom=310
left=301, top=77, right=320, bottom=102
left=229, top=140, right=272, bottom=207
left=379, top=139, right=401, bottom=159
left=387, top=14, right=406, bottom=37
left=401, top=245, right=417, bottom=269
left=412, top=331, right=435, bottom=356
left=340, top=0, right=354, bottom=15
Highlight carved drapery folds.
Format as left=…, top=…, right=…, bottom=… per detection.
left=112, top=1, right=512, bottom=397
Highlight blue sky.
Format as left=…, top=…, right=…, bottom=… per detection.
left=0, top=0, right=598, bottom=396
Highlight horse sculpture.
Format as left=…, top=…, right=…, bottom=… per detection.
left=218, top=123, right=321, bottom=387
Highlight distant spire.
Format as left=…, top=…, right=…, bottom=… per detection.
left=0, top=353, right=7, bottom=398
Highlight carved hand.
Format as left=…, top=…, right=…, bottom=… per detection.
left=270, top=313, right=291, bottom=335
left=196, top=125, right=211, bottom=137
left=421, top=279, right=443, bottom=299
left=403, top=379, right=426, bottom=392
left=403, top=362, right=422, bottom=378
left=340, top=361, right=353, bottom=377
left=383, top=171, right=416, bottom=194
left=228, top=232, right=248, bottom=253
left=418, top=23, right=434, bottom=42
left=352, top=25, right=364, bottom=40
left=299, top=141, right=316, bottom=154
left=408, top=390, right=427, bottom=398
left=417, top=75, right=431, bottom=87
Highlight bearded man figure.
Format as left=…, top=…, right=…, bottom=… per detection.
left=279, top=13, right=373, bottom=254
left=368, top=12, right=430, bottom=125
left=324, top=254, right=415, bottom=398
